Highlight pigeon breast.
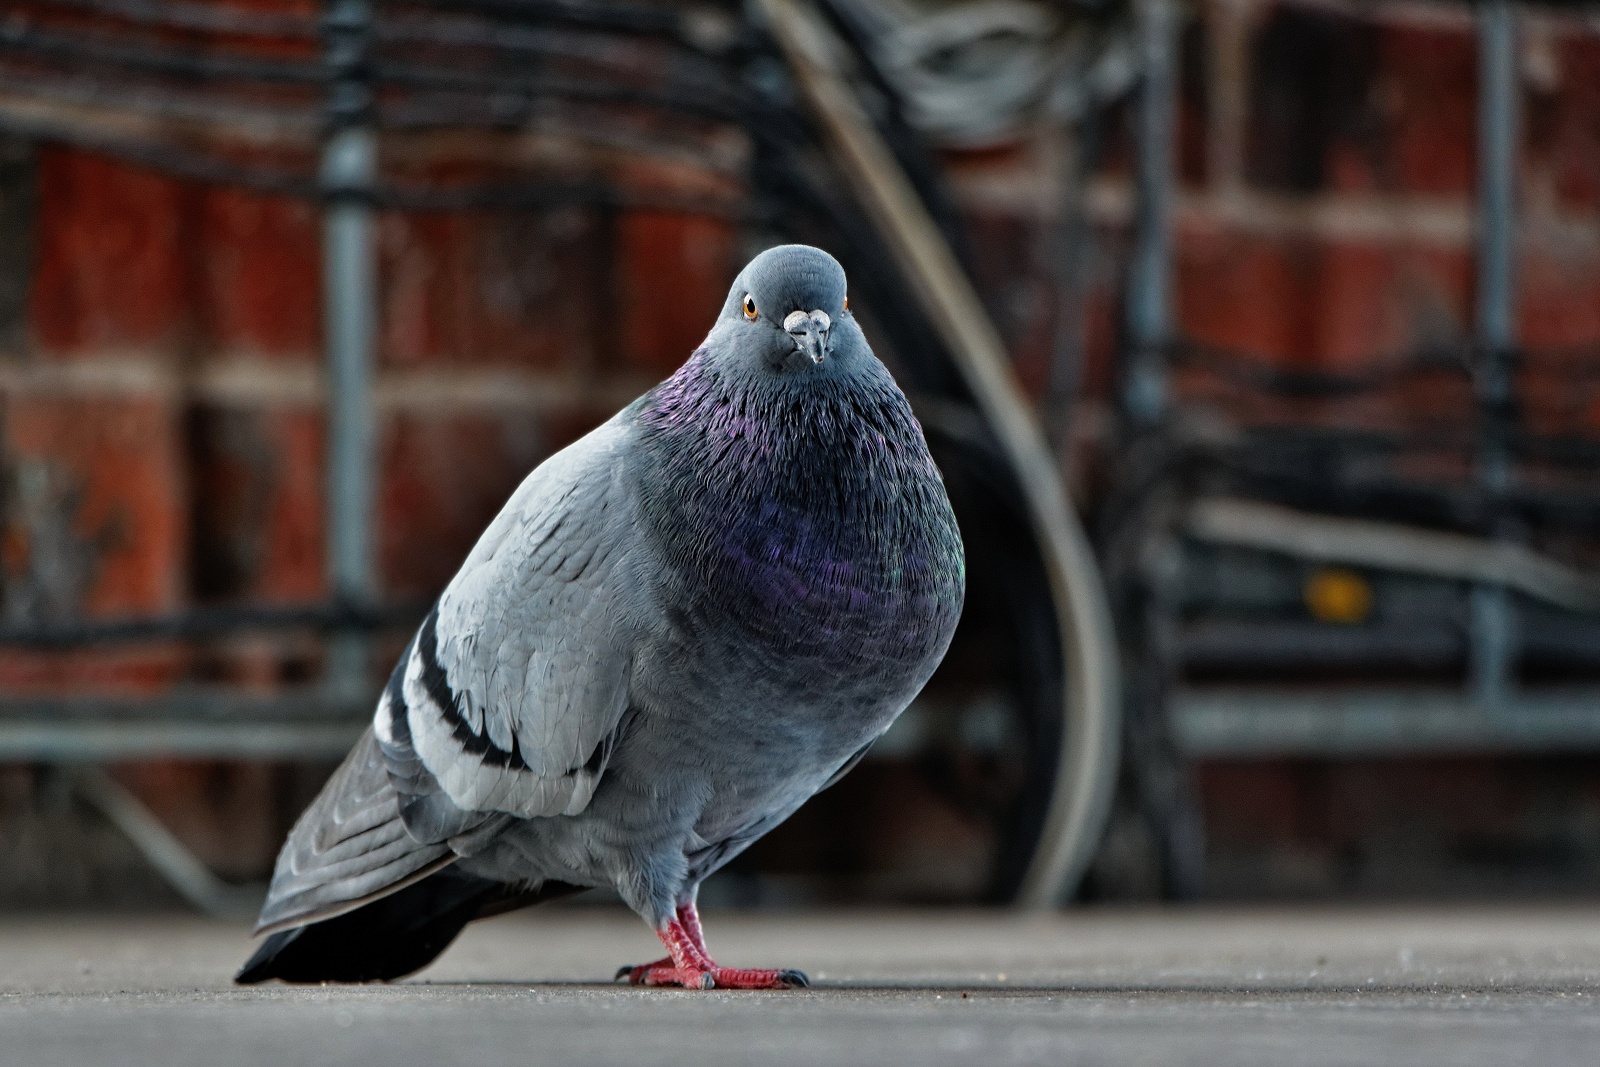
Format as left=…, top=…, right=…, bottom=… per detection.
left=631, top=347, right=965, bottom=688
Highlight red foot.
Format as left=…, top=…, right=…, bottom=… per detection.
left=614, top=902, right=810, bottom=990
left=618, top=960, right=809, bottom=990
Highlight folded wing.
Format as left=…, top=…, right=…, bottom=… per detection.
left=384, top=411, right=639, bottom=825
left=254, top=412, right=642, bottom=933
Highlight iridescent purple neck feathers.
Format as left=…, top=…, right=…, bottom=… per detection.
left=631, top=349, right=964, bottom=669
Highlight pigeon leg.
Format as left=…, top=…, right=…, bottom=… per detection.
left=676, top=899, right=711, bottom=956
left=616, top=904, right=809, bottom=990
left=614, top=902, right=703, bottom=982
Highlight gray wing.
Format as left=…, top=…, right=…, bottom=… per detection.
left=820, top=737, right=876, bottom=791
left=377, top=410, right=641, bottom=825
left=254, top=412, right=641, bottom=934
left=253, top=727, right=455, bottom=934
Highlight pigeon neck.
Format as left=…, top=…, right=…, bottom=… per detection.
left=630, top=350, right=964, bottom=664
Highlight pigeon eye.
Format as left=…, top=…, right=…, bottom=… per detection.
left=843, top=295, right=849, bottom=312
left=742, top=295, right=758, bottom=320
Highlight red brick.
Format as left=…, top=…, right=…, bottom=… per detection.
left=1172, top=229, right=1484, bottom=431
left=1525, top=35, right=1600, bottom=215
left=1078, top=280, right=1121, bottom=402
left=378, top=208, right=602, bottom=372
left=0, top=646, right=188, bottom=695
left=1373, top=24, right=1478, bottom=197
left=1312, top=241, right=1470, bottom=367
left=30, top=149, right=194, bottom=354
left=1325, top=139, right=1381, bottom=195
left=1244, top=11, right=1478, bottom=199
left=962, top=212, right=1056, bottom=396
left=1176, top=229, right=1473, bottom=367
left=1179, top=15, right=1211, bottom=187
left=204, top=0, right=320, bottom=63
left=1196, top=761, right=1313, bottom=844
left=0, top=395, right=189, bottom=696
left=3, top=396, right=186, bottom=616
left=25, top=0, right=318, bottom=62
left=217, top=0, right=317, bottom=17
left=377, top=410, right=547, bottom=598
left=1308, top=241, right=1401, bottom=365
left=195, top=187, right=320, bottom=358
left=1176, top=226, right=1316, bottom=360
left=111, top=760, right=289, bottom=878
left=252, top=409, right=325, bottom=600
left=540, top=405, right=623, bottom=455
left=189, top=405, right=325, bottom=603
left=1245, top=5, right=1382, bottom=196
left=617, top=212, right=736, bottom=375
left=1519, top=248, right=1600, bottom=350
left=1518, top=248, right=1600, bottom=436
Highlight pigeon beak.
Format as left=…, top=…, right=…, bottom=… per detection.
left=784, top=309, right=831, bottom=365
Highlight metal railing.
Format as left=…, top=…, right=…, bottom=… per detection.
left=1113, top=3, right=1600, bottom=755
left=0, top=0, right=1130, bottom=912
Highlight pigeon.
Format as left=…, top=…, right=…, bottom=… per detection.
left=236, top=244, right=965, bottom=989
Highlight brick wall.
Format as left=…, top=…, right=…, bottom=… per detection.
left=941, top=0, right=1600, bottom=896
left=1108, top=0, right=1600, bottom=895
left=937, top=0, right=1600, bottom=443
left=1, top=0, right=1598, bottom=900
left=0, top=134, right=740, bottom=887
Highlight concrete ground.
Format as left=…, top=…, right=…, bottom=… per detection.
left=4, top=906, right=1600, bottom=1066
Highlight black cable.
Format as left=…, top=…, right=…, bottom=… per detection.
left=33, top=0, right=317, bottom=38
left=1170, top=338, right=1469, bottom=397
left=0, top=114, right=322, bottom=195
left=31, top=0, right=742, bottom=55
left=0, top=67, right=319, bottom=131
left=0, top=19, right=325, bottom=84
left=395, top=0, right=703, bottom=48
left=0, top=600, right=428, bottom=648
left=0, top=109, right=752, bottom=219
left=0, top=24, right=751, bottom=129
left=375, top=179, right=752, bottom=218
left=367, top=57, right=743, bottom=124
left=30, top=0, right=741, bottom=89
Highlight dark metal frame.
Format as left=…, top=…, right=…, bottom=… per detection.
left=0, top=0, right=1127, bottom=911
left=1108, top=0, right=1600, bottom=895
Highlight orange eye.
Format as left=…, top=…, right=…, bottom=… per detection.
left=742, top=294, right=758, bottom=320
left=843, top=294, right=849, bottom=311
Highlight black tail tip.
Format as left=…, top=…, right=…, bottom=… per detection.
left=235, top=928, right=300, bottom=985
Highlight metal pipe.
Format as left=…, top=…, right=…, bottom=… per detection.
left=1175, top=687, right=1600, bottom=758
left=67, top=767, right=265, bottom=917
left=1123, top=0, right=1177, bottom=426
left=0, top=600, right=425, bottom=647
left=1186, top=497, right=1600, bottom=613
left=1471, top=0, right=1519, bottom=710
left=0, top=690, right=371, bottom=762
left=1477, top=0, right=1518, bottom=364
left=322, top=0, right=378, bottom=692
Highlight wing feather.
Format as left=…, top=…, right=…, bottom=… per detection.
left=256, top=412, right=642, bottom=935
left=382, top=411, right=640, bottom=823
left=253, top=728, right=456, bottom=935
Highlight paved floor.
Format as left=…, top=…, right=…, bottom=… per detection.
left=5, top=905, right=1600, bottom=1065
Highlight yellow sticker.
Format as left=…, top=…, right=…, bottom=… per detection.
left=1304, top=567, right=1373, bottom=625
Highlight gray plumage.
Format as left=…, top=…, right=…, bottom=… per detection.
left=250, top=244, right=965, bottom=956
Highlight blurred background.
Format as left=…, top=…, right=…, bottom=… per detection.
left=0, top=0, right=1597, bottom=919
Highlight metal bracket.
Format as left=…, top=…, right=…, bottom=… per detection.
left=66, top=766, right=264, bottom=919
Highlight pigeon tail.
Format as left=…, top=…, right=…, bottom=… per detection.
left=236, top=866, right=583, bottom=984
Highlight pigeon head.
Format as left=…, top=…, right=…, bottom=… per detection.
left=710, top=244, right=854, bottom=374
